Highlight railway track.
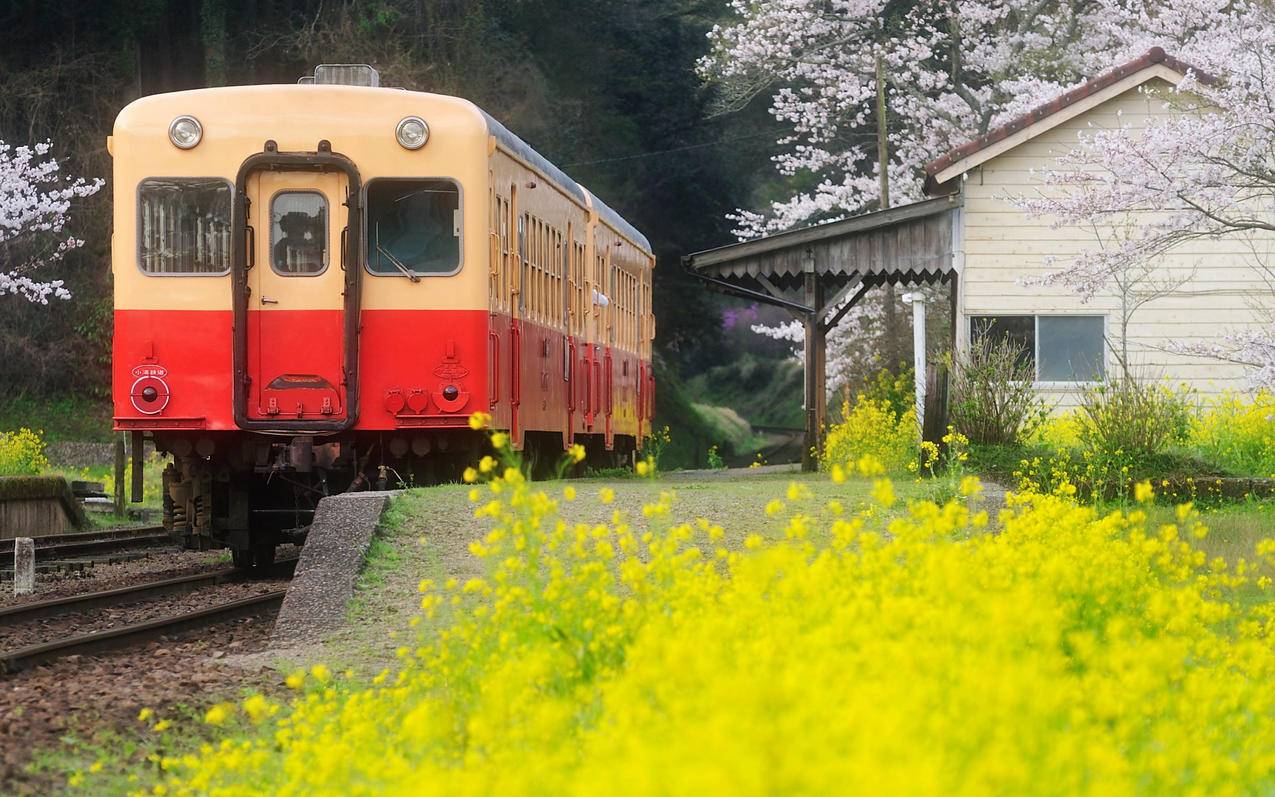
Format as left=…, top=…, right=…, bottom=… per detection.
left=0, top=525, right=174, bottom=562
left=0, top=559, right=296, bottom=673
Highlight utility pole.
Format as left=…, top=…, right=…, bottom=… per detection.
left=876, top=53, right=903, bottom=368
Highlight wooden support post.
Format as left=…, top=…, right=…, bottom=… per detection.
left=801, top=270, right=826, bottom=472
left=949, top=273, right=959, bottom=354
left=13, top=537, right=34, bottom=596
left=130, top=431, right=144, bottom=503
left=113, top=434, right=126, bottom=517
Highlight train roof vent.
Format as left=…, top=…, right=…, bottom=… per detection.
left=300, top=64, right=381, bottom=87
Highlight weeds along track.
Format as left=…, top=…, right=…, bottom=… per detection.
left=0, top=559, right=296, bottom=673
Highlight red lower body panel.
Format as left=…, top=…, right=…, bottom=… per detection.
left=113, top=308, right=649, bottom=444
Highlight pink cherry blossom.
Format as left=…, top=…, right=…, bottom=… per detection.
left=0, top=140, right=102, bottom=304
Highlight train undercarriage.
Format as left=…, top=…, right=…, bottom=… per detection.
left=151, top=429, right=635, bottom=568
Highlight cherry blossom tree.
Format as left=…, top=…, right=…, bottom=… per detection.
left=1016, top=3, right=1275, bottom=388
left=751, top=295, right=896, bottom=402
left=0, top=140, right=103, bottom=304
left=701, top=0, right=1251, bottom=394
left=699, top=0, right=1141, bottom=236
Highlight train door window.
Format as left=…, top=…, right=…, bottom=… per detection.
left=497, top=196, right=508, bottom=311
left=530, top=218, right=540, bottom=321
left=561, top=237, right=570, bottom=330
left=612, top=261, right=622, bottom=341
left=137, top=178, right=232, bottom=275
left=366, top=178, right=461, bottom=276
left=517, top=213, right=527, bottom=314
left=269, top=192, right=327, bottom=275
left=535, top=220, right=545, bottom=322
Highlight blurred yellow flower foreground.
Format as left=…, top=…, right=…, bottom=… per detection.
left=131, top=463, right=1275, bottom=796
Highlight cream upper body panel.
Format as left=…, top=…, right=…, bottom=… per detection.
left=112, top=85, right=491, bottom=312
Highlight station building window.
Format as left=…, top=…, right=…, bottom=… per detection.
left=970, top=315, right=1105, bottom=382
left=137, top=178, right=232, bottom=274
left=366, top=178, right=460, bottom=276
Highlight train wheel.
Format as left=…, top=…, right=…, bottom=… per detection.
left=252, top=542, right=277, bottom=568
left=231, top=543, right=277, bottom=570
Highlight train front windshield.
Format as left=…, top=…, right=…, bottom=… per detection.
left=367, top=179, right=461, bottom=276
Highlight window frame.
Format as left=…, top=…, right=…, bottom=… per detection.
left=135, top=176, right=234, bottom=277
left=968, top=313, right=1107, bottom=386
left=362, top=176, right=465, bottom=279
left=267, top=188, right=330, bottom=277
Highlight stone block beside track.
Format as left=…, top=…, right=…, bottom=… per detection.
left=271, top=491, right=398, bottom=645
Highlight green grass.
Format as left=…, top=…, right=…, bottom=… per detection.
left=317, top=468, right=934, bottom=674
left=1140, top=498, right=1275, bottom=567
left=0, top=394, right=114, bottom=443
left=684, top=352, right=805, bottom=429
left=42, top=455, right=167, bottom=516
left=690, top=402, right=765, bottom=454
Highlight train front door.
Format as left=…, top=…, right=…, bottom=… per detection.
left=244, top=170, right=350, bottom=422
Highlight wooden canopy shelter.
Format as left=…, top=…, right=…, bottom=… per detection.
left=684, top=195, right=963, bottom=470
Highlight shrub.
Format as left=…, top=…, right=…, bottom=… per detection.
left=1077, top=380, right=1192, bottom=463
left=860, top=363, right=914, bottom=420
left=1028, top=412, right=1084, bottom=450
left=949, top=334, right=1045, bottom=446
left=1189, top=391, right=1275, bottom=477
left=821, top=397, right=917, bottom=474
left=0, top=427, right=49, bottom=476
left=105, top=441, right=1275, bottom=796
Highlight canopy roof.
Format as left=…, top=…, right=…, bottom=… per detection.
left=684, top=195, right=961, bottom=312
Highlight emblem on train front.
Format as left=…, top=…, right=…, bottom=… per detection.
left=131, top=363, right=169, bottom=379
left=433, top=358, right=469, bottom=380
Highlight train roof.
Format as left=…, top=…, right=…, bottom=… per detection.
left=114, top=82, right=652, bottom=254
left=478, top=110, right=651, bottom=253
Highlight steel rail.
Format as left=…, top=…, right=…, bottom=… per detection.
left=0, top=589, right=287, bottom=673
left=0, top=555, right=299, bottom=624
left=0, top=558, right=297, bottom=625
left=0, top=525, right=172, bottom=561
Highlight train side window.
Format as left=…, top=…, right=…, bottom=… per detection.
left=366, top=178, right=461, bottom=276
left=137, top=178, right=232, bottom=275
left=270, top=191, right=327, bottom=275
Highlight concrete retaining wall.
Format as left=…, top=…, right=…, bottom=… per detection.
left=272, top=490, right=399, bottom=646
left=0, top=477, right=89, bottom=540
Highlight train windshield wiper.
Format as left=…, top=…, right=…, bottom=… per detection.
left=375, top=241, right=422, bottom=283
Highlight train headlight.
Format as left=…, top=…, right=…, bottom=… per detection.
left=168, top=115, right=203, bottom=149
left=395, top=116, right=429, bottom=150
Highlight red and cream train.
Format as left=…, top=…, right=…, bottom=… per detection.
left=110, top=65, right=655, bottom=566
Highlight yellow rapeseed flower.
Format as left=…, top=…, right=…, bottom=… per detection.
left=1134, top=481, right=1154, bottom=503
left=490, top=432, right=509, bottom=450
left=203, top=704, right=233, bottom=726
left=468, top=412, right=491, bottom=430
left=570, top=444, right=587, bottom=463
left=599, top=487, right=615, bottom=504
left=958, top=476, right=983, bottom=497
left=463, top=467, right=479, bottom=483
left=871, top=478, right=896, bottom=508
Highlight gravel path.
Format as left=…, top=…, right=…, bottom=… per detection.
left=0, top=544, right=299, bottom=793
left=0, top=576, right=292, bottom=651
left=0, top=544, right=299, bottom=607
left=0, top=614, right=281, bottom=795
